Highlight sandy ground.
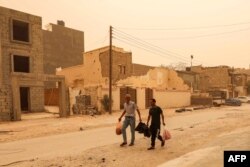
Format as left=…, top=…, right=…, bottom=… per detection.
left=0, top=104, right=249, bottom=167
left=0, top=107, right=180, bottom=143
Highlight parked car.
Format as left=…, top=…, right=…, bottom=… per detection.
left=236, top=96, right=250, bottom=103
left=225, top=98, right=242, bottom=106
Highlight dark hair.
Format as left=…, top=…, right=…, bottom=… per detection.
left=151, top=98, right=156, bottom=102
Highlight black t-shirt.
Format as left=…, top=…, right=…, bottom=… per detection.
left=149, top=106, right=163, bottom=128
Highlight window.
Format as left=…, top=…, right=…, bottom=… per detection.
left=12, top=19, right=30, bottom=42
left=13, top=55, right=30, bottom=73
left=119, top=65, right=122, bottom=74
left=123, top=66, right=126, bottom=74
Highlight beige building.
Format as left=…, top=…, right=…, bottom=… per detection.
left=57, top=46, right=153, bottom=88
left=0, top=6, right=68, bottom=121
left=189, top=65, right=249, bottom=97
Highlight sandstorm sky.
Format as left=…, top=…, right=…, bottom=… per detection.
left=0, top=0, right=250, bottom=68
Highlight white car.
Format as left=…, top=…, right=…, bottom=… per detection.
left=236, top=96, right=250, bottom=103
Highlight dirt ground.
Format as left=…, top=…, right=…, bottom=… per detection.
left=1, top=104, right=249, bottom=167
left=0, top=107, right=178, bottom=143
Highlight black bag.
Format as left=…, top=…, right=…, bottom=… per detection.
left=135, top=122, right=151, bottom=138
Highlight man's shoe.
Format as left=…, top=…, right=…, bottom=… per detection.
left=147, top=146, right=155, bottom=150
left=120, top=142, right=127, bottom=147
left=161, top=140, right=165, bottom=147
left=128, top=143, right=134, bottom=146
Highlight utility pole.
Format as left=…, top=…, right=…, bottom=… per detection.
left=109, top=26, right=113, bottom=114
left=232, top=67, right=235, bottom=98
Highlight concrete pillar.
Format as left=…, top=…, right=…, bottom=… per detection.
left=11, top=77, right=21, bottom=121
left=58, top=80, right=67, bottom=117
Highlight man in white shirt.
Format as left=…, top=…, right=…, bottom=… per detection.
left=118, top=94, right=142, bottom=146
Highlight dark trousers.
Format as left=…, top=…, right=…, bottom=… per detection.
left=150, top=126, right=163, bottom=147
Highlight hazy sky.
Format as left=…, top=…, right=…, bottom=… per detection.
left=1, top=0, right=250, bottom=68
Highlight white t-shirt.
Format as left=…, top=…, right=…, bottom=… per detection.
left=124, top=101, right=138, bottom=117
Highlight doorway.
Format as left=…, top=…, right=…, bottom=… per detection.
left=20, top=87, right=30, bottom=112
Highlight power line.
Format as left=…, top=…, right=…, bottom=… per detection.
left=117, top=21, right=250, bottom=31
left=113, top=37, right=188, bottom=64
left=142, top=27, right=250, bottom=40
left=113, top=28, right=205, bottom=64
left=113, top=32, right=190, bottom=63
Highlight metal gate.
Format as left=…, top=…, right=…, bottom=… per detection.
left=120, top=87, right=137, bottom=109
left=145, top=88, right=153, bottom=108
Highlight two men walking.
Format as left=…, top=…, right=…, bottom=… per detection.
left=118, top=94, right=165, bottom=150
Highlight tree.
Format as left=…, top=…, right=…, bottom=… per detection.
left=160, top=62, right=187, bottom=71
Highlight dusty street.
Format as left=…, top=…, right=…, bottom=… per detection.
left=0, top=104, right=250, bottom=167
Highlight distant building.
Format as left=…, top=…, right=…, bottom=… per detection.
left=43, top=22, right=84, bottom=75
left=188, top=65, right=248, bottom=97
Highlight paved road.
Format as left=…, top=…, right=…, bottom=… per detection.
left=0, top=108, right=241, bottom=166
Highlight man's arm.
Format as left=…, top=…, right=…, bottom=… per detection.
left=137, top=109, right=142, bottom=122
left=146, top=114, right=151, bottom=126
left=161, top=111, right=165, bottom=126
left=118, top=110, right=126, bottom=122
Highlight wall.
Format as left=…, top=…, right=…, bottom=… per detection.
left=99, top=49, right=133, bottom=83
left=136, top=88, right=146, bottom=109
left=132, top=64, right=154, bottom=76
left=191, top=66, right=230, bottom=91
left=153, top=90, right=191, bottom=108
left=177, top=71, right=199, bottom=91
left=117, top=68, right=189, bottom=91
left=30, top=87, right=44, bottom=112
left=100, top=87, right=120, bottom=111
left=43, top=23, right=84, bottom=75
left=0, top=6, right=44, bottom=120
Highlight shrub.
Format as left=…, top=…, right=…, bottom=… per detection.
left=100, top=94, right=112, bottom=112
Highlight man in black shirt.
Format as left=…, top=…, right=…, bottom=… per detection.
left=146, top=98, right=165, bottom=150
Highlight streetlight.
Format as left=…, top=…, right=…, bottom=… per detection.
left=190, top=55, right=194, bottom=67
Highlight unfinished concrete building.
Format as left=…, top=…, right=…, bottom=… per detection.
left=0, top=6, right=68, bottom=121
left=43, top=22, right=84, bottom=75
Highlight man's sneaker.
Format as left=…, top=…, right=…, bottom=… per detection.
left=128, top=143, right=134, bottom=146
left=161, top=140, right=165, bottom=147
left=147, top=146, right=155, bottom=150
left=120, top=142, right=127, bottom=147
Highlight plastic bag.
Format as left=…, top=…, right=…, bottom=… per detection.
left=116, top=122, right=122, bottom=135
left=162, top=126, right=171, bottom=140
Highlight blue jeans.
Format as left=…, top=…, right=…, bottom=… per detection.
left=122, top=116, right=135, bottom=144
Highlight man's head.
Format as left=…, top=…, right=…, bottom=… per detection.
left=150, top=98, right=156, bottom=106
left=125, top=94, right=131, bottom=103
